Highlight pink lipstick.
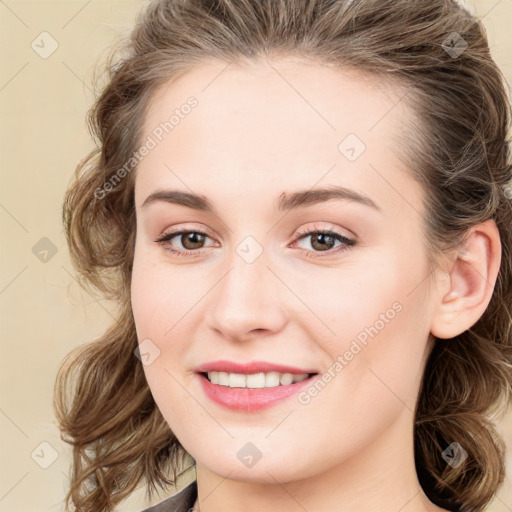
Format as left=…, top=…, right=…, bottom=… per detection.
left=195, top=360, right=319, bottom=412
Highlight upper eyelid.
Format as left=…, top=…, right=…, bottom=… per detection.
left=157, top=223, right=354, bottom=240
left=295, top=222, right=355, bottom=238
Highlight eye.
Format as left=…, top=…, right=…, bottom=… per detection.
left=155, top=228, right=217, bottom=258
left=155, top=224, right=356, bottom=259
left=291, top=224, right=356, bottom=259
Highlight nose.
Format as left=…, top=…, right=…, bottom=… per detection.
left=205, top=249, right=288, bottom=342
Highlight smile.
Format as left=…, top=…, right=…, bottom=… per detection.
left=197, top=372, right=319, bottom=412
left=205, top=371, right=312, bottom=388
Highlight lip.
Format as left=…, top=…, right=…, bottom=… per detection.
left=194, top=360, right=318, bottom=375
left=197, top=372, right=318, bottom=412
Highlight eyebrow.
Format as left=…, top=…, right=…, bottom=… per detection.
left=141, top=186, right=381, bottom=214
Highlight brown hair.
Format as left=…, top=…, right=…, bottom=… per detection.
left=55, top=1, right=512, bottom=511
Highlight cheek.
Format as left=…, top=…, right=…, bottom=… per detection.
left=305, top=246, right=432, bottom=402
left=130, top=245, right=180, bottom=336
left=300, top=247, right=426, bottom=350
left=130, top=246, right=180, bottom=382
left=130, top=247, right=205, bottom=378
left=130, top=259, right=195, bottom=429
left=130, top=267, right=160, bottom=341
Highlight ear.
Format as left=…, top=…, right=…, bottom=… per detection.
left=430, top=219, right=502, bottom=339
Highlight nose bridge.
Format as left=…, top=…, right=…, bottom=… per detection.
left=206, top=236, right=286, bottom=339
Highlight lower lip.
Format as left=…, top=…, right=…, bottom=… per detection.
left=197, top=373, right=317, bottom=412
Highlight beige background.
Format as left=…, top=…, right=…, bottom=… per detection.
left=0, top=1, right=511, bottom=511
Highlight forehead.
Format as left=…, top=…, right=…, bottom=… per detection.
left=142, top=56, right=408, bottom=146
left=135, top=57, right=419, bottom=216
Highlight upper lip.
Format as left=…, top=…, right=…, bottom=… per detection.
left=195, top=360, right=318, bottom=375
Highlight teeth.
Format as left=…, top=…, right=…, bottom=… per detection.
left=228, top=373, right=246, bottom=388
left=206, top=371, right=310, bottom=388
left=265, top=371, right=281, bottom=387
left=246, top=372, right=266, bottom=388
left=217, top=371, right=229, bottom=386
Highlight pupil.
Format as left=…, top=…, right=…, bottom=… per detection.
left=183, top=232, right=204, bottom=249
left=313, top=233, right=334, bottom=251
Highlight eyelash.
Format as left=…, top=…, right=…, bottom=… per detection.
left=155, top=224, right=356, bottom=259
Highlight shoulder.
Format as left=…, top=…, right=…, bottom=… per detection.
left=137, top=480, right=197, bottom=512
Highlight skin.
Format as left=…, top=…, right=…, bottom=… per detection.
left=130, top=57, right=501, bottom=512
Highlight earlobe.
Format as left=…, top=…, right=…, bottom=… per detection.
left=431, top=219, right=502, bottom=340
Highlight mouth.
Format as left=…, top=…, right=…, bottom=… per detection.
left=199, top=371, right=318, bottom=389
left=194, top=360, right=320, bottom=411
left=196, top=370, right=319, bottom=412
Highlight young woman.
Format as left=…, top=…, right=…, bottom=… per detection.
left=54, top=1, right=512, bottom=511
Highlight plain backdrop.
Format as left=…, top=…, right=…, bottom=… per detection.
left=1, top=1, right=511, bottom=511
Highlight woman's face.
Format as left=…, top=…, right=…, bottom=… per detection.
left=131, top=57, right=439, bottom=483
